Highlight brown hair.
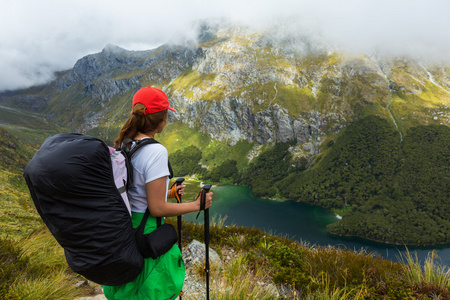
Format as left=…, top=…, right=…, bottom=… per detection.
left=114, top=103, right=168, bottom=148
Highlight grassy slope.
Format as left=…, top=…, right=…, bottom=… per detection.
left=0, top=128, right=43, bottom=240
left=157, top=121, right=255, bottom=173
left=1, top=211, right=449, bottom=299
left=0, top=111, right=448, bottom=298
left=0, top=105, right=59, bottom=144
left=1, top=119, right=444, bottom=298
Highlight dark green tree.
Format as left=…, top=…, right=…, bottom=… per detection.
left=169, top=145, right=203, bottom=176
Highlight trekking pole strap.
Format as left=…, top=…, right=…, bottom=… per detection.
left=170, top=178, right=185, bottom=253
left=195, top=189, right=207, bottom=219
left=200, top=190, right=206, bottom=211
left=169, top=182, right=182, bottom=203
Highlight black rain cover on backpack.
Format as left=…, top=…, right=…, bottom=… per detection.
left=23, top=133, right=144, bottom=286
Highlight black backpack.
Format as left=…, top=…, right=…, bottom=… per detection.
left=23, top=133, right=166, bottom=286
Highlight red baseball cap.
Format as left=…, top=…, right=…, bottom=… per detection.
left=132, top=86, right=176, bottom=115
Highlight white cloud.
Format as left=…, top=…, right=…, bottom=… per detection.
left=0, top=0, right=449, bottom=91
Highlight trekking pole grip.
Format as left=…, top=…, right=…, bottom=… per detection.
left=196, top=184, right=211, bottom=219
left=175, top=177, right=185, bottom=189
left=200, top=184, right=211, bottom=211
left=202, top=184, right=211, bottom=193
left=175, top=178, right=185, bottom=200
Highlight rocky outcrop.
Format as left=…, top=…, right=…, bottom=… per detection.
left=183, top=239, right=222, bottom=268
left=1, top=24, right=449, bottom=159
left=58, top=44, right=204, bottom=105
left=83, top=77, right=141, bottom=100
left=170, top=94, right=345, bottom=147
left=0, top=93, right=49, bottom=111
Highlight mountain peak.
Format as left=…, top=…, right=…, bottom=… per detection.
left=102, top=44, right=127, bottom=54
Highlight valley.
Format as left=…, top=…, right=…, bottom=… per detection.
left=0, top=24, right=449, bottom=247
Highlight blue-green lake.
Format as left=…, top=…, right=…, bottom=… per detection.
left=184, top=185, right=450, bottom=268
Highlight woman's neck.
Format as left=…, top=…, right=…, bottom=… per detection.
left=134, top=132, right=155, bottom=140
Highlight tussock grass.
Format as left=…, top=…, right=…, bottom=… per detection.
left=2, top=179, right=449, bottom=300
left=210, top=259, right=277, bottom=300
left=0, top=228, right=83, bottom=300
left=7, top=270, right=80, bottom=300
left=303, top=245, right=403, bottom=288
left=210, top=214, right=229, bottom=228
left=401, top=248, right=450, bottom=287
left=0, top=171, right=42, bottom=239
left=175, top=220, right=450, bottom=299
left=187, top=256, right=278, bottom=300
left=305, top=275, right=367, bottom=300
left=2, top=218, right=450, bottom=299
left=19, top=228, right=68, bottom=276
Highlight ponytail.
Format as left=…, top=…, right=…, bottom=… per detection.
left=114, top=103, right=168, bottom=148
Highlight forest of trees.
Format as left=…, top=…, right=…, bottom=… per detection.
left=169, top=116, right=450, bottom=245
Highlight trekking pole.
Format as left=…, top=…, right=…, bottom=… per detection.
left=174, top=178, right=185, bottom=251
left=170, top=178, right=185, bottom=300
left=198, top=184, right=212, bottom=300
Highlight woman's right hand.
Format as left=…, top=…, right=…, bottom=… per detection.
left=196, top=191, right=213, bottom=211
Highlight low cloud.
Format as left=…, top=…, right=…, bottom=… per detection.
left=1, top=0, right=449, bottom=91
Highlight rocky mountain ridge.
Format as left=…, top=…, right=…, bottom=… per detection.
left=0, top=24, right=449, bottom=160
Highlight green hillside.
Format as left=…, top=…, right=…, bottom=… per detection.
left=0, top=128, right=42, bottom=239
left=157, top=117, right=450, bottom=245
left=0, top=26, right=449, bottom=246
left=278, top=117, right=450, bottom=245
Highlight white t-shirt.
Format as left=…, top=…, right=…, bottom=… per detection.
left=128, top=140, right=170, bottom=213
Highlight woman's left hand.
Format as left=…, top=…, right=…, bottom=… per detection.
left=176, top=184, right=185, bottom=196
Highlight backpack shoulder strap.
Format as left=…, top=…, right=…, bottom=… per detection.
left=129, top=138, right=173, bottom=179
left=129, top=138, right=159, bottom=158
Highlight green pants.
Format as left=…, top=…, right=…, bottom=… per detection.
left=103, top=212, right=185, bottom=300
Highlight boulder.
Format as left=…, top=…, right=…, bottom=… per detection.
left=183, top=239, right=222, bottom=268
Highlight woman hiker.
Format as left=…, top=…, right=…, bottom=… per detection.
left=103, top=86, right=213, bottom=299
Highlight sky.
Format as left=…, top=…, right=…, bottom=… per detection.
left=1, top=0, right=450, bottom=91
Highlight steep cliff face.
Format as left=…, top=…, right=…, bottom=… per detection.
left=1, top=25, right=449, bottom=159
left=164, top=26, right=449, bottom=155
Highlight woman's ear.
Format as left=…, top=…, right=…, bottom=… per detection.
left=157, top=112, right=168, bottom=133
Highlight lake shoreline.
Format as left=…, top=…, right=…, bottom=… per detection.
left=326, top=229, right=450, bottom=248
left=229, top=183, right=449, bottom=248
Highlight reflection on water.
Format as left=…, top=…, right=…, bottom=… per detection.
left=184, top=185, right=450, bottom=268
